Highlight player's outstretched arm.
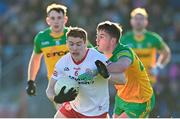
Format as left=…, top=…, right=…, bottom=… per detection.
left=107, top=57, right=132, bottom=73
left=95, top=60, right=126, bottom=84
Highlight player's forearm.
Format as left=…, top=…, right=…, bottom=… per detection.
left=109, top=73, right=126, bottom=85
left=157, top=46, right=171, bottom=68
left=107, top=57, right=132, bottom=73
left=46, top=79, right=56, bottom=102
left=28, top=52, right=42, bottom=81
left=46, top=87, right=55, bottom=102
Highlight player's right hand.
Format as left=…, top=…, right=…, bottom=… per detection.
left=150, top=66, right=161, bottom=76
left=26, top=80, right=36, bottom=96
left=54, top=86, right=78, bottom=104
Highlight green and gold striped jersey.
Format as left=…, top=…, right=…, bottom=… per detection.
left=110, top=43, right=153, bottom=103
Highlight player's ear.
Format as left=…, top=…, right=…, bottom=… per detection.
left=144, top=18, right=148, bottom=27
left=66, top=39, right=69, bottom=47
left=130, top=18, right=134, bottom=26
left=64, top=16, right=68, bottom=25
left=46, top=17, right=51, bottom=26
left=111, top=38, right=117, bottom=45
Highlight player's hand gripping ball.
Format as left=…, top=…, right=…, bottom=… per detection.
left=54, top=77, right=79, bottom=104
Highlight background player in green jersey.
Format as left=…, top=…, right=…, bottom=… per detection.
left=121, top=8, right=171, bottom=86
left=120, top=8, right=171, bottom=117
left=26, top=3, right=69, bottom=96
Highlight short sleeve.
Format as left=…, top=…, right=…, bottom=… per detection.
left=33, top=34, right=42, bottom=54
left=115, top=50, right=134, bottom=64
left=153, top=32, right=166, bottom=50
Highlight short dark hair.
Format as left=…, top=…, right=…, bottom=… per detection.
left=97, top=21, right=123, bottom=42
left=66, top=27, right=87, bottom=42
left=46, top=3, right=67, bottom=16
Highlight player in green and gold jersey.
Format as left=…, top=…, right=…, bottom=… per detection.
left=121, top=8, right=171, bottom=85
left=120, top=7, right=171, bottom=117
left=26, top=3, right=69, bottom=97
left=96, top=21, right=155, bottom=118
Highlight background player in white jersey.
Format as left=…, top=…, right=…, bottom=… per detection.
left=46, top=27, right=113, bottom=118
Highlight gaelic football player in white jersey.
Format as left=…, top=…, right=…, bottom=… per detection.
left=46, top=27, right=110, bottom=118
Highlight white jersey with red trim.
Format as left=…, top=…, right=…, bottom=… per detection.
left=51, top=48, right=109, bottom=116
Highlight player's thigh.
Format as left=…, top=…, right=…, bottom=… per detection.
left=113, top=95, right=125, bottom=116
left=126, top=94, right=155, bottom=118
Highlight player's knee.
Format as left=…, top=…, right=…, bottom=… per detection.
left=113, top=112, right=128, bottom=118
left=112, top=113, right=119, bottom=118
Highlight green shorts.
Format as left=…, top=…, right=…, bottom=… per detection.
left=114, top=93, right=155, bottom=118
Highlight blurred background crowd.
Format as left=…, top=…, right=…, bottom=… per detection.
left=0, top=0, right=180, bottom=117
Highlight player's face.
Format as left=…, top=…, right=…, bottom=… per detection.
left=67, top=37, right=87, bottom=62
left=46, top=10, right=67, bottom=33
left=96, top=30, right=112, bottom=53
left=130, top=14, right=148, bottom=31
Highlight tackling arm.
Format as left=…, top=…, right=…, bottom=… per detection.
left=107, top=57, right=132, bottom=73
left=95, top=60, right=126, bottom=84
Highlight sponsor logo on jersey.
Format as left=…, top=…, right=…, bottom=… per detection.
left=68, top=75, right=95, bottom=85
left=55, top=40, right=60, bottom=45
left=46, top=50, right=68, bottom=58
left=64, top=67, right=70, bottom=71
left=98, top=106, right=102, bottom=111
left=41, top=41, right=50, bottom=46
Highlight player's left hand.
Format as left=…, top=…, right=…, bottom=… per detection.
left=95, top=60, right=110, bottom=79
left=54, top=86, right=78, bottom=104
left=26, top=80, right=36, bottom=96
